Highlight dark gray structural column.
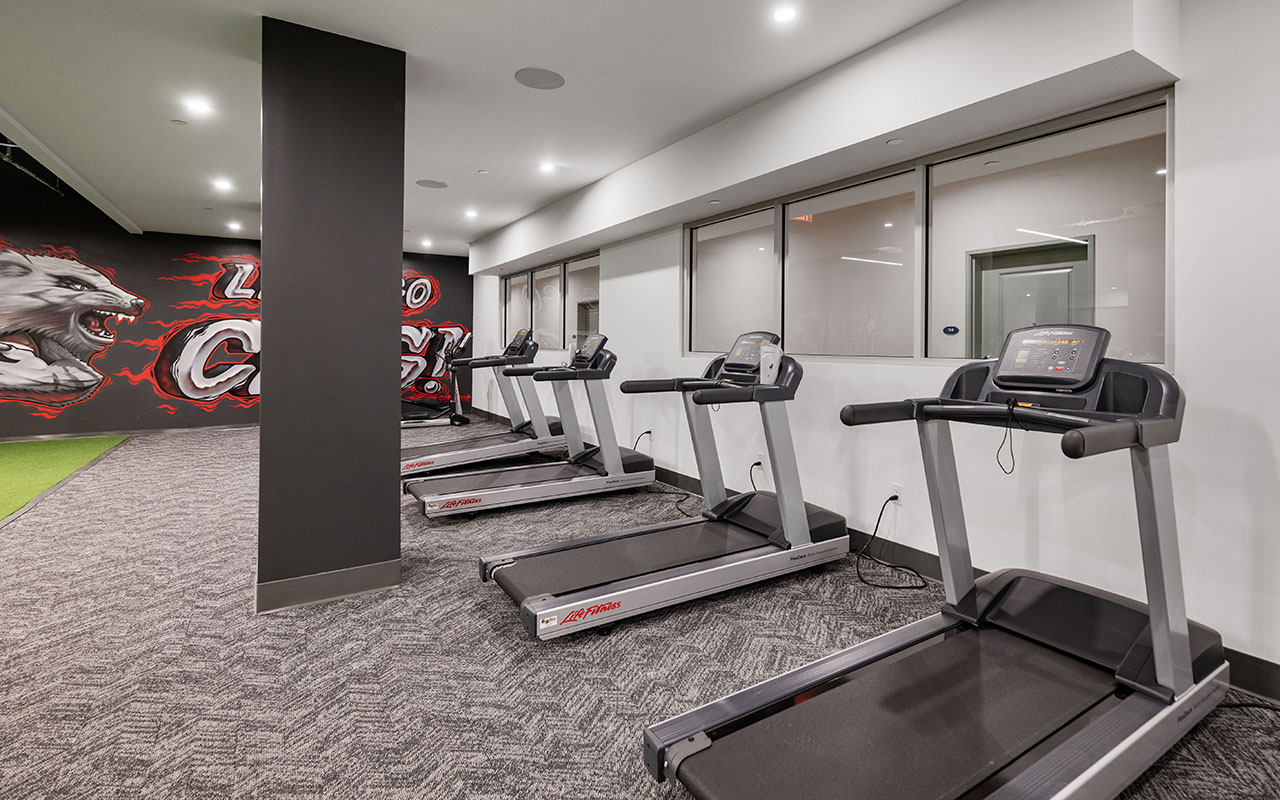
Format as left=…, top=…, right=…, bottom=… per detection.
left=256, top=18, right=405, bottom=612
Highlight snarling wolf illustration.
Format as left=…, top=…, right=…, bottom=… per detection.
left=0, top=250, right=145, bottom=406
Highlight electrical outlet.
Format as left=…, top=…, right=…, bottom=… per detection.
left=891, top=482, right=904, bottom=504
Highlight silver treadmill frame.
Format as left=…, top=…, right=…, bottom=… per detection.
left=480, top=388, right=849, bottom=640
left=644, top=418, right=1227, bottom=798
left=408, top=369, right=655, bottom=517
left=399, top=366, right=565, bottom=475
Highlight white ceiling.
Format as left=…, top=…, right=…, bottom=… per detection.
left=0, top=0, right=962, bottom=256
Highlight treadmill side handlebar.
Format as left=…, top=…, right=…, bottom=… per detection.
left=840, top=400, right=919, bottom=426
left=1061, top=419, right=1142, bottom=459
left=620, top=379, right=679, bottom=393
left=502, top=364, right=556, bottom=377
left=691, top=386, right=756, bottom=405
left=620, top=378, right=725, bottom=394
left=533, top=368, right=612, bottom=381
left=466, top=354, right=534, bottom=369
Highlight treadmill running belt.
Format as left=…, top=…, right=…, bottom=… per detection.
left=493, top=522, right=772, bottom=604
left=401, top=430, right=531, bottom=460
left=677, top=627, right=1115, bottom=800
left=407, top=461, right=597, bottom=498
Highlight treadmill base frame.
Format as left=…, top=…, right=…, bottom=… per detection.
left=516, top=536, right=850, bottom=640
left=417, top=469, right=656, bottom=517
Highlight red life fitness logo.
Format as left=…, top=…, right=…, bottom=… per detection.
left=440, top=497, right=482, bottom=510
left=562, top=601, right=622, bottom=624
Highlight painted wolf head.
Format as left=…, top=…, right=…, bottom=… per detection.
left=0, top=249, right=145, bottom=406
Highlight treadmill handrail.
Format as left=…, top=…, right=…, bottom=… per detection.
left=839, top=399, right=920, bottom=426
left=503, top=364, right=559, bottom=377
left=691, top=384, right=794, bottom=405
left=533, top=367, right=612, bottom=381
left=461, top=353, right=535, bottom=369
left=619, top=378, right=724, bottom=394
left=841, top=398, right=1174, bottom=458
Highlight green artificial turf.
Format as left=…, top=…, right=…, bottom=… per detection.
left=0, top=436, right=128, bottom=520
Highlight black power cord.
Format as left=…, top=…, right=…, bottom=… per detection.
left=1218, top=701, right=1280, bottom=714
left=749, top=461, right=763, bottom=491
left=644, top=486, right=697, bottom=517
left=855, top=495, right=928, bottom=590
left=997, top=397, right=1028, bottom=475
left=633, top=430, right=652, bottom=451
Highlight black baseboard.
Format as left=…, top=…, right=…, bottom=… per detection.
left=655, top=466, right=703, bottom=496
left=1223, top=647, right=1280, bottom=702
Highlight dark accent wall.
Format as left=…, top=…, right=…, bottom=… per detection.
left=0, top=161, right=261, bottom=437
left=257, top=19, right=406, bottom=595
left=0, top=138, right=471, bottom=440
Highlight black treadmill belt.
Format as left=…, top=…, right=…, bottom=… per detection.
left=407, top=461, right=595, bottom=498
left=678, top=627, right=1115, bottom=800
left=493, top=522, right=772, bottom=604
left=401, top=430, right=532, bottom=460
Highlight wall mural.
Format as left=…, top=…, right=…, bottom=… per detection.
left=0, top=247, right=146, bottom=413
left=400, top=268, right=471, bottom=406
left=0, top=238, right=471, bottom=428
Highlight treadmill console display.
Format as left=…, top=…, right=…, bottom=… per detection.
left=572, top=333, right=608, bottom=366
left=719, top=331, right=783, bottom=385
left=994, top=325, right=1110, bottom=390
left=504, top=329, right=531, bottom=356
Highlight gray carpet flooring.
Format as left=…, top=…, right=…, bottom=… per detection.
left=0, top=421, right=1276, bottom=799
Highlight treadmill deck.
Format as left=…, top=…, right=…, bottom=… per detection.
left=677, top=626, right=1116, bottom=800
left=493, top=521, right=773, bottom=604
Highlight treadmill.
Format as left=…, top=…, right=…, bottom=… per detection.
left=643, top=325, right=1228, bottom=800
left=479, top=331, right=849, bottom=640
left=399, top=329, right=565, bottom=476
left=404, top=333, right=655, bottom=518
left=400, top=331, right=472, bottom=428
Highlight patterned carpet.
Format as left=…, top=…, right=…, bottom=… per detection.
left=0, top=421, right=1276, bottom=799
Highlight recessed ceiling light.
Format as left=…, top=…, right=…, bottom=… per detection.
left=515, top=67, right=566, bottom=90
left=1026, top=293, right=1032, bottom=297
left=416, top=179, right=448, bottom=189
left=465, top=208, right=478, bottom=219
left=886, top=138, right=904, bottom=146
left=773, top=7, right=797, bottom=22
left=708, top=199, right=722, bottom=205
left=883, top=222, right=894, bottom=228
left=421, top=239, right=433, bottom=248
left=212, top=177, right=233, bottom=193
left=227, top=221, right=242, bottom=232
left=1111, top=286, right=1118, bottom=290
left=181, top=95, right=214, bottom=118
left=539, top=162, right=555, bottom=174
left=758, top=247, right=766, bottom=251
left=1156, top=168, right=1168, bottom=175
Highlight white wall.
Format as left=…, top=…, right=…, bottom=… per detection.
left=470, top=0, right=1279, bottom=667
left=1169, top=0, right=1280, bottom=665
left=930, top=133, right=1167, bottom=360
left=471, top=0, right=1179, bottom=275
